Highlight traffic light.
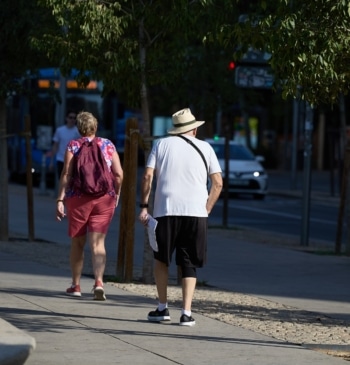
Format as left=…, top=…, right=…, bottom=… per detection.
left=228, top=61, right=236, bottom=71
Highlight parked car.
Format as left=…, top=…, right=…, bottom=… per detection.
left=206, top=138, right=268, bottom=200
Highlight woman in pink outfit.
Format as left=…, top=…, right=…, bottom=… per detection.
left=56, top=111, right=123, bottom=300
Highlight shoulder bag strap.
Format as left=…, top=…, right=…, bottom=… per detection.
left=176, top=135, right=208, bottom=175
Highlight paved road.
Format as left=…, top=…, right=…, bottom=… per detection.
left=210, top=195, right=343, bottom=245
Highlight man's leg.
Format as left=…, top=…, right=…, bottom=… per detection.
left=182, top=277, right=196, bottom=311
left=154, top=259, right=168, bottom=303
left=147, top=259, right=171, bottom=321
left=179, top=267, right=197, bottom=326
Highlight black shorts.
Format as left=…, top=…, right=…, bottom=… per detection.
left=154, top=216, right=208, bottom=268
left=57, top=161, right=64, bottom=178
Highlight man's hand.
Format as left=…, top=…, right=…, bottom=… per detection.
left=138, top=209, right=149, bottom=226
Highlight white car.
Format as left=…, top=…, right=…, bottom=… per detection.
left=206, top=138, right=268, bottom=200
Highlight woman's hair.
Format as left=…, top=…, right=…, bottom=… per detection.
left=76, top=111, right=98, bottom=136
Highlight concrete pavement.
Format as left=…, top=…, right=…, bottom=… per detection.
left=0, top=251, right=348, bottom=365
left=1, top=171, right=350, bottom=364
left=0, top=316, right=36, bottom=365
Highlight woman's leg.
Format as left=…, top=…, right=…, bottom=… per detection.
left=89, top=231, right=107, bottom=285
left=70, top=235, right=86, bottom=285
left=87, top=195, right=115, bottom=299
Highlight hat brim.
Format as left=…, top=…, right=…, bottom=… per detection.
left=167, top=121, right=205, bottom=135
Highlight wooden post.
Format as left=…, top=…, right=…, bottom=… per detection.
left=125, top=122, right=139, bottom=282
left=117, top=118, right=139, bottom=281
left=117, top=146, right=128, bottom=278
left=24, top=115, right=35, bottom=241
left=117, top=131, right=129, bottom=279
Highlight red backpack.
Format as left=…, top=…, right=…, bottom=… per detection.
left=69, top=138, right=114, bottom=197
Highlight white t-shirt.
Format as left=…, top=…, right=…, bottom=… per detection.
left=52, top=125, right=81, bottom=162
left=147, top=136, right=222, bottom=218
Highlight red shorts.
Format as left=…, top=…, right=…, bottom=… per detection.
left=65, top=195, right=115, bottom=237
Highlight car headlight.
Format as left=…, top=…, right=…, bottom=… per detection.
left=253, top=171, right=265, bottom=177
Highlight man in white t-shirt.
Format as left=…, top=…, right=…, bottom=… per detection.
left=139, top=108, right=223, bottom=327
left=50, top=110, right=81, bottom=178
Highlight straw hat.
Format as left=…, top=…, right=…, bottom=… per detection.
left=167, top=108, right=205, bottom=135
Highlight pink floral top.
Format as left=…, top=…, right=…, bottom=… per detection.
left=65, top=136, right=116, bottom=198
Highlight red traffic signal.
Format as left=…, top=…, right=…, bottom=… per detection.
left=228, top=61, right=236, bottom=70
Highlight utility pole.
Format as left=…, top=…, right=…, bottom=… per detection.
left=300, top=102, right=313, bottom=246
left=290, top=98, right=299, bottom=190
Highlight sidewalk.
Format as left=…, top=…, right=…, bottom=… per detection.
left=1, top=178, right=350, bottom=364
left=0, top=251, right=348, bottom=365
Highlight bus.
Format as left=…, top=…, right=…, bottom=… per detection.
left=7, top=68, right=140, bottom=187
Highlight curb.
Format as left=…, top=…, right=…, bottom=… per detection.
left=0, top=318, right=36, bottom=365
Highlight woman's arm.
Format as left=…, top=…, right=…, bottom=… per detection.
left=111, top=151, right=124, bottom=203
left=56, top=150, right=73, bottom=221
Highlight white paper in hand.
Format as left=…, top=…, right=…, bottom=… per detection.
left=147, top=214, right=158, bottom=252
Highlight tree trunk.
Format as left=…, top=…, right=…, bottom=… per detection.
left=117, top=121, right=131, bottom=279
left=0, top=97, right=9, bottom=240
left=139, top=20, right=154, bottom=284
left=125, top=118, right=139, bottom=282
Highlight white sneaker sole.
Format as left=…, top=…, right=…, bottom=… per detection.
left=179, top=320, right=196, bottom=327
left=66, top=291, right=81, bottom=297
left=93, top=286, right=106, bottom=301
left=147, top=316, right=171, bottom=322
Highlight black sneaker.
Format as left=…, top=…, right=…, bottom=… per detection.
left=179, top=314, right=196, bottom=327
left=147, top=308, right=171, bottom=322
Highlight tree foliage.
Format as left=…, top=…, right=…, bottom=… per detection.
left=0, top=0, right=55, bottom=97
left=36, top=0, right=239, bottom=118
left=0, top=0, right=57, bottom=240
left=224, top=0, right=350, bottom=105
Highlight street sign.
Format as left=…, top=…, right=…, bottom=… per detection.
left=235, top=66, right=274, bottom=89
left=240, top=48, right=271, bottom=64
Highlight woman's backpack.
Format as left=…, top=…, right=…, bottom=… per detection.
left=69, top=138, right=114, bottom=197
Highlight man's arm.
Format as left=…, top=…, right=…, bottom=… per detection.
left=138, top=167, right=154, bottom=225
left=140, top=167, right=154, bottom=205
left=206, top=172, right=223, bottom=214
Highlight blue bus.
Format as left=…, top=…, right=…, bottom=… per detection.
left=7, top=68, right=141, bottom=187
